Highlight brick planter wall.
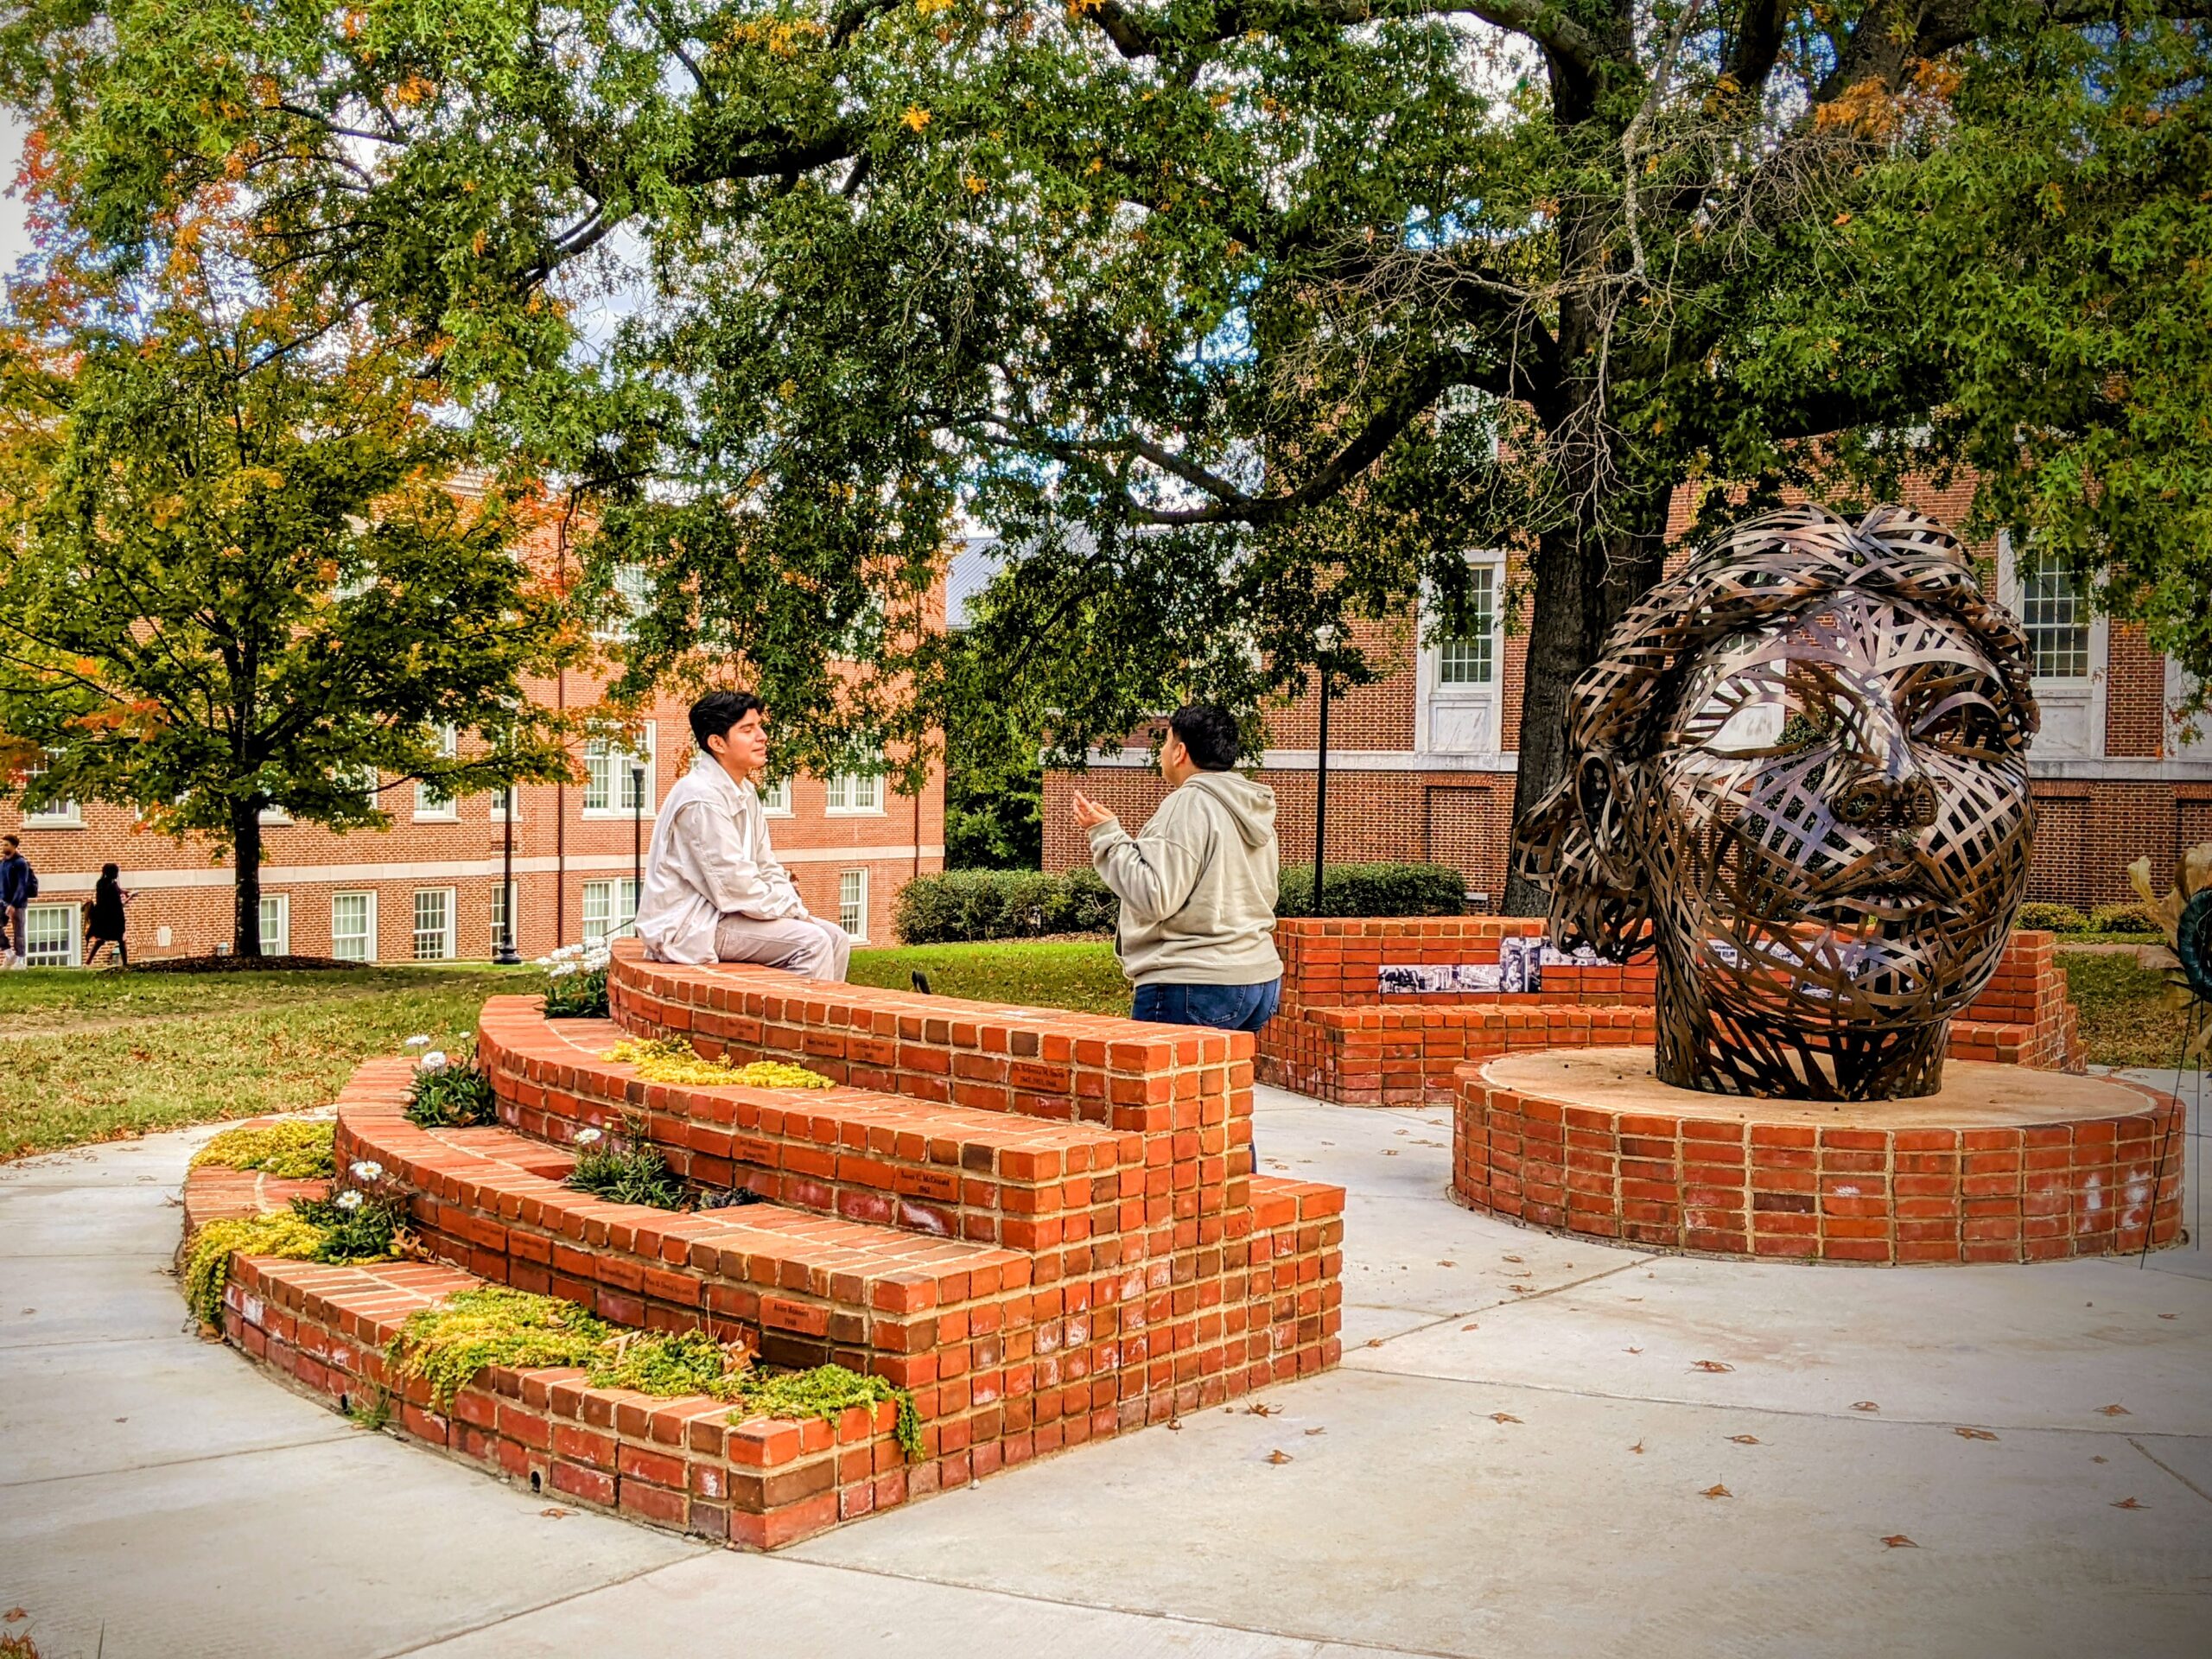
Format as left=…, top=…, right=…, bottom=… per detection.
left=1261, top=921, right=2085, bottom=1105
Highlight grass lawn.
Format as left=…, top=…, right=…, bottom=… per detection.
left=0, top=965, right=525, bottom=1160
left=2062, top=954, right=2204, bottom=1072
left=849, top=940, right=1128, bottom=1016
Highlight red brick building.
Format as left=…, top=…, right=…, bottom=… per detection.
left=1042, top=480, right=2211, bottom=912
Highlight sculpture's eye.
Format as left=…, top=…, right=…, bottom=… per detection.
left=1705, top=692, right=1836, bottom=755
left=1915, top=697, right=2008, bottom=758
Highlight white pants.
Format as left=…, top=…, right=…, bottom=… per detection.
left=712, top=912, right=851, bottom=982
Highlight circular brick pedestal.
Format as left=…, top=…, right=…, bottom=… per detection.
left=1452, top=1048, right=2184, bottom=1264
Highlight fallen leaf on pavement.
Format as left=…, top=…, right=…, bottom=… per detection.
left=1462, top=1323, right=1480, bottom=1332
left=2111, top=1497, right=2145, bottom=1510
left=2158, top=1313, right=2177, bottom=1320
left=1364, top=1338, right=1386, bottom=1347
left=1266, top=1449, right=1294, bottom=1465
left=1246, top=1402, right=1279, bottom=1416
left=1630, top=1440, right=1645, bottom=1454
left=1625, top=1346, right=1643, bottom=1354
left=540, top=1508, right=574, bottom=1519
left=1700, top=1484, right=1732, bottom=1499
left=1853, top=1401, right=1881, bottom=1413
left=1953, top=1427, right=1999, bottom=1441
left=3, top=1608, right=25, bottom=1623
left=2097, top=1404, right=2132, bottom=1416
left=1438, top=1260, right=1457, bottom=1267
left=1503, top=1255, right=1524, bottom=1263
left=2092, top=1455, right=2108, bottom=1464
left=1728, top=1434, right=1761, bottom=1445
left=1881, top=1535, right=1917, bottom=1548
left=1691, top=1360, right=1734, bottom=1373
left=1305, top=1427, right=1326, bottom=1436
left=1382, top=1150, right=1398, bottom=1156
left=1489, top=1412, right=1522, bottom=1424
left=1510, top=1285, right=1531, bottom=1294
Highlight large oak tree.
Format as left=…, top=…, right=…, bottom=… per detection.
left=6, top=1, right=2204, bottom=902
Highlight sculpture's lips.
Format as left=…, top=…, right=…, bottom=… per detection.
left=1801, top=882, right=1954, bottom=925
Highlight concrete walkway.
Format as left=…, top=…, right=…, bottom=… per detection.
left=3, top=1073, right=2209, bottom=1659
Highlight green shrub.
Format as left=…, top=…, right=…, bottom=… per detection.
left=289, top=1189, right=406, bottom=1263
left=181, top=1211, right=327, bottom=1326
left=2017, top=901, right=2091, bottom=933
left=566, top=1124, right=688, bottom=1209
left=387, top=1286, right=610, bottom=1410
left=1275, top=862, right=1468, bottom=918
left=2087, top=902, right=2161, bottom=936
left=894, top=868, right=1105, bottom=944
left=405, top=1048, right=498, bottom=1128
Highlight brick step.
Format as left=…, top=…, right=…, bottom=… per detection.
left=607, top=944, right=1255, bottom=1175
left=477, top=999, right=1166, bottom=1250
left=336, top=1060, right=1034, bottom=1391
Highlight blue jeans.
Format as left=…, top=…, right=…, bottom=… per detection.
left=1131, top=978, right=1282, bottom=1034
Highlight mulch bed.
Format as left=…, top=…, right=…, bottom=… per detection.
left=125, top=954, right=362, bottom=976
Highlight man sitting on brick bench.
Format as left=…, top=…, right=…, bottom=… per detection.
left=635, top=690, right=850, bottom=981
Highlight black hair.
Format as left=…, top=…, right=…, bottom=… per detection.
left=101, top=862, right=118, bottom=879
left=690, top=690, right=767, bottom=753
left=1167, top=703, right=1241, bottom=772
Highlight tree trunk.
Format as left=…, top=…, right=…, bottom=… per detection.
left=1500, top=454, right=1669, bottom=915
left=232, top=802, right=263, bottom=957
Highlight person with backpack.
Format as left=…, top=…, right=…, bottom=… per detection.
left=84, top=863, right=131, bottom=967
left=0, top=835, right=37, bottom=969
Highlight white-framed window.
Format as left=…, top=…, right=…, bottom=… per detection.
left=582, top=878, right=639, bottom=944
left=1435, top=564, right=1498, bottom=686
left=2019, top=555, right=2092, bottom=680
left=489, top=781, right=519, bottom=821
left=332, top=891, right=377, bottom=963
left=583, top=724, right=655, bottom=817
left=489, top=879, right=518, bottom=957
left=758, top=776, right=793, bottom=817
left=837, top=869, right=869, bottom=941
left=348, top=766, right=382, bottom=810
left=22, top=902, right=78, bottom=966
left=258, top=893, right=290, bottom=957
left=595, top=563, right=652, bottom=641
left=1420, top=556, right=1507, bottom=754
left=258, top=804, right=293, bottom=826
left=823, top=767, right=883, bottom=816
left=22, top=752, right=81, bottom=827
left=412, top=887, right=454, bottom=960
left=1997, top=531, right=2107, bottom=759
left=415, top=726, right=460, bottom=820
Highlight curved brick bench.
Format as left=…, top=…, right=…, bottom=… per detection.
left=181, top=952, right=1346, bottom=1550
left=181, top=1150, right=906, bottom=1548
left=477, top=1001, right=1146, bottom=1250
left=1452, top=1048, right=2184, bottom=1265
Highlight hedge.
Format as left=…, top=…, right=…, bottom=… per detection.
left=893, top=860, right=1466, bottom=943
left=1275, top=861, right=1467, bottom=918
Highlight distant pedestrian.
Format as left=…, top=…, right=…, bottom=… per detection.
left=1072, top=703, right=1284, bottom=1033
left=84, top=863, right=131, bottom=966
left=0, top=834, right=36, bottom=969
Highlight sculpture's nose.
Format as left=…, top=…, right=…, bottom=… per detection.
left=1834, top=704, right=1938, bottom=830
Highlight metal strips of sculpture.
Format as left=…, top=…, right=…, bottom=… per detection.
left=1516, top=505, right=2039, bottom=1101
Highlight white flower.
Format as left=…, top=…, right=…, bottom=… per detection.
left=418, top=1051, right=448, bottom=1072
left=335, top=1190, right=365, bottom=1212
left=574, top=1127, right=603, bottom=1147
left=404, top=1034, right=431, bottom=1049
left=547, top=963, right=577, bottom=980
left=350, top=1160, right=384, bottom=1183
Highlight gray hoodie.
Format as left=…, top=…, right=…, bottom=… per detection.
left=1087, top=770, right=1282, bottom=988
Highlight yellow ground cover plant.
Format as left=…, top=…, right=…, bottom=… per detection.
left=601, top=1036, right=831, bottom=1090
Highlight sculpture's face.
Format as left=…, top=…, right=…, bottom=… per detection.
left=1620, top=590, right=2032, bottom=1031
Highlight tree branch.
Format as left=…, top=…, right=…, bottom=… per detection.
left=1079, top=0, right=1602, bottom=81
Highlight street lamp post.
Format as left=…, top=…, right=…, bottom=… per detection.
left=630, top=763, right=645, bottom=937
left=493, top=780, right=520, bottom=965
left=1312, top=624, right=1338, bottom=916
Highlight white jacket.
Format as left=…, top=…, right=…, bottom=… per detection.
left=636, top=754, right=805, bottom=963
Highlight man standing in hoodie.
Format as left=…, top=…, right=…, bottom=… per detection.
left=633, top=690, right=850, bottom=981
left=0, top=835, right=35, bottom=969
left=1072, top=704, right=1283, bottom=1033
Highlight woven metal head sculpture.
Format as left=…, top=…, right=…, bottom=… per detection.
left=1516, top=504, right=2039, bottom=1100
